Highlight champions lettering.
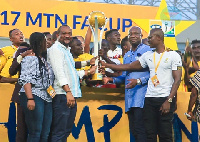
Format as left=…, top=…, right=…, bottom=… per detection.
left=0, top=102, right=199, bottom=142
left=0, top=11, right=132, bottom=32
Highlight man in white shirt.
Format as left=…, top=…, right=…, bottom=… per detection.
left=101, top=28, right=182, bottom=142
left=101, top=29, right=122, bottom=77
left=48, top=25, right=96, bottom=142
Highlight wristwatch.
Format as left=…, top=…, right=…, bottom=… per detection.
left=136, top=79, right=141, bottom=85
left=167, top=98, right=173, bottom=103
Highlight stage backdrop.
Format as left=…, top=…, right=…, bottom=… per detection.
left=0, top=0, right=197, bottom=50
left=0, top=83, right=199, bottom=142
left=0, top=0, right=158, bottom=40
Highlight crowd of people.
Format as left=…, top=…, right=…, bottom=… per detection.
left=0, top=25, right=200, bottom=142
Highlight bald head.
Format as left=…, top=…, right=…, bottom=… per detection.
left=150, top=28, right=164, bottom=41
left=128, top=26, right=143, bottom=47
left=129, top=26, right=142, bottom=34
left=57, top=25, right=71, bottom=35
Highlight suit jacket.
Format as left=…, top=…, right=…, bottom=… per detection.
left=9, top=48, right=28, bottom=103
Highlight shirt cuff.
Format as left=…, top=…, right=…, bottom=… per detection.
left=17, top=55, right=23, bottom=64
left=57, top=78, right=69, bottom=87
left=140, top=77, right=147, bottom=85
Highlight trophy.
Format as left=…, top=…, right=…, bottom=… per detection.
left=184, top=38, right=192, bottom=66
left=88, top=11, right=109, bottom=80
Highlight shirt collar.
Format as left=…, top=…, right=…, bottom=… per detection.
left=11, top=45, right=18, bottom=49
left=124, top=43, right=144, bottom=58
left=55, top=41, right=71, bottom=50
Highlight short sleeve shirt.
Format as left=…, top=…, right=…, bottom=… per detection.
left=0, top=58, right=18, bottom=78
left=139, top=50, right=182, bottom=97
left=1, top=45, right=17, bottom=60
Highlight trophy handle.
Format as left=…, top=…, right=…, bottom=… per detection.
left=88, top=17, right=99, bottom=72
left=99, top=18, right=109, bottom=65
left=99, top=18, right=109, bottom=50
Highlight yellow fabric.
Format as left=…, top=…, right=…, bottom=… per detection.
left=0, top=45, right=17, bottom=60
left=178, top=67, right=188, bottom=92
left=74, top=53, right=94, bottom=71
left=118, top=57, right=123, bottom=64
left=0, top=45, right=18, bottom=78
left=0, top=58, right=18, bottom=78
left=0, top=55, right=7, bottom=72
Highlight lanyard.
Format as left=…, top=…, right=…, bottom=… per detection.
left=153, top=51, right=165, bottom=74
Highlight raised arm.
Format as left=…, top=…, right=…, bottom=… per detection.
left=101, top=60, right=143, bottom=71
left=84, top=27, right=92, bottom=53
left=187, top=87, right=197, bottom=114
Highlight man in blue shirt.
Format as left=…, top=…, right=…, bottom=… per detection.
left=103, top=26, right=152, bottom=142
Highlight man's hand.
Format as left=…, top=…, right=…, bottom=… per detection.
left=186, top=111, right=195, bottom=121
left=90, top=57, right=96, bottom=66
left=66, top=92, right=75, bottom=108
left=89, top=65, right=97, bottom=75
left=27, top=100, right=35, bottom=110
left=99, top=60, right=106, bottom=67
left=126, top=79, right=137, bottom=89
left=160, top=100, right=170, bottom=115
left=99, top=66, right=106, bottom=75
left=21, top=50, right=34, bottom=57
left=185, top=45, right=192, bottom=53
left=103, top=77, right=113, bottom=84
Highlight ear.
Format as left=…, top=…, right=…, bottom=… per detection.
left=123, top=45, right=127, bottom=50
left=107, top=36, right=111, bottom=41
left=156, top=35, right=161, bottom=41
left=9, top=37, right=13, bottom=42
left=56, top=34, right=59, bottom=38
left=140, top=34, right=143, bottom=38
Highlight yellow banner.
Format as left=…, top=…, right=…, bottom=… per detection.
left=0, top=0, right=158, bottom=39
left=0, top=83, right=199, bottom=142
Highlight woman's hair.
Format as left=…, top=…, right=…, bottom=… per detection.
left=29, top=32, right=46, bottom=57
left=29, top=32, right=46, bottom=75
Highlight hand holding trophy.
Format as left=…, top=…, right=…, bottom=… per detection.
left=88, top=11, right=109, bottom=80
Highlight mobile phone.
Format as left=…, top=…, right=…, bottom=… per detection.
left=184, top=112, right=191, bottom=118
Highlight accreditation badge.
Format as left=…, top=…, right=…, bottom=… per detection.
left=47, top=85, right=56, bottom=98
left=151, top=75, right=160, bottom=87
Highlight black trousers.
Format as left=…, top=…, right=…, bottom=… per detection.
left=144, top=97, right=175, bottom=142
left=127, top=107, right=146, bottom=142
left=16, top=103, right=27, bottom=142
left=50, top=94, right=77, bottom=142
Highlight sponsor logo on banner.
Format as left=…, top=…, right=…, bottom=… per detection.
left=150, top=20, right=175, bottom=37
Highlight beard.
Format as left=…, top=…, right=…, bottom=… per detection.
left=61, top=41, right=69, bottom=47
left=59, top=38, right=71, bottom=47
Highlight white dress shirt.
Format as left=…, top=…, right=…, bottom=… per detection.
left=47, top=41, right=82, bottom=98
